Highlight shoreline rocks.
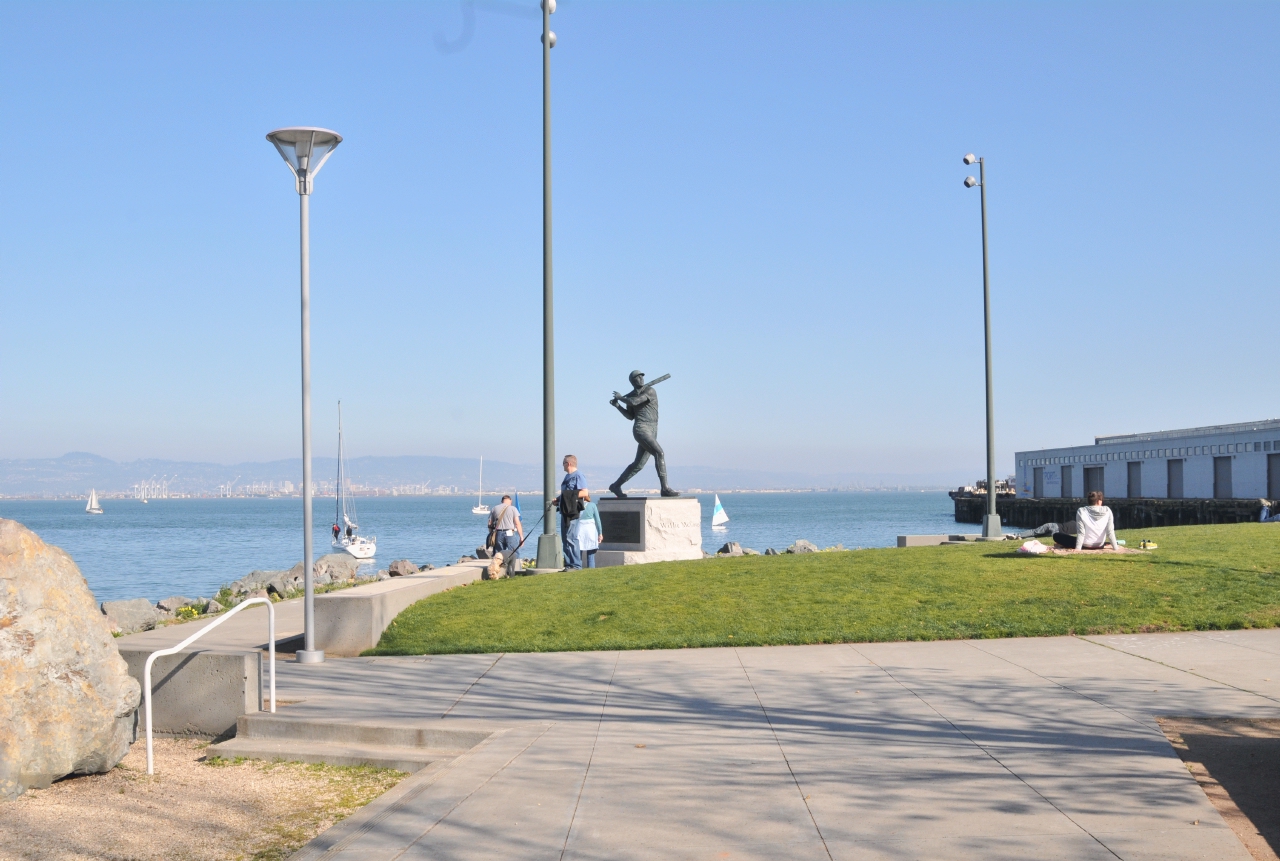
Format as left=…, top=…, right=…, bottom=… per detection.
left=101, top=598, right=165, bottom=635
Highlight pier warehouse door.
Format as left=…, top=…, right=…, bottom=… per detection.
left=1033, top=467, right=1044, bottom=498
left=1214, top=456, right=1233, bottom=499
left=1060, top=465, right=1073, bottom=498
left=1168, top=459, right=1184, bottom=499
left=1083, top=466, right=1104, bottom=498
left=1127, top=462, right=1143, bottom=498
left=1269, top=453, right=1280, bottom=500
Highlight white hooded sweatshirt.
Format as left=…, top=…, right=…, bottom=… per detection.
left=1076, top=505, right=1119, bottom=550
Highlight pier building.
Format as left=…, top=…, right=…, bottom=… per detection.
left=1015, top=419, right=1280, bottom=501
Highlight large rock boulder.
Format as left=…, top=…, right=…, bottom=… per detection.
left=388, top=559, right=418, bottom=577
left=786, top=539, right=819, bottom=554
left=314, top=553, right=358, bottom=583
left=717, top=542, right=744, bottom=557
left=0, top=519, right=140, bottom=800
left=101, top=597, right=163, bottom=634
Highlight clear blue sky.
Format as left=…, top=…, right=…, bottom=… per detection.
left=1, top=1, right=1276, bottom=481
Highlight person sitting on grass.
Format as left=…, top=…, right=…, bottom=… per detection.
left=1259, top=499, right=1280, bottom=523
left=1053, top=490, right=1120, bottom=551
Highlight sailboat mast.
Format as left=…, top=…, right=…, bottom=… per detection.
left=478, top=456, right=483, bottom=506
left=336, top=402, right=344, bottom=527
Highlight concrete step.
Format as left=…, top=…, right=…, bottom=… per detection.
left=206, top=736, right=455, bottom=773
left=234, top=713, right=491, bottom=751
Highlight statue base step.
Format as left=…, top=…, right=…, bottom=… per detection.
left=595, top=497, right=702, bottom=567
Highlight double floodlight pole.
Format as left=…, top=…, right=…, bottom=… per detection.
left=267, top=127, right=343, bottom=662
left=963, top=154, right=1002, bottom=540
left=536, top=0, right=562, bottom=571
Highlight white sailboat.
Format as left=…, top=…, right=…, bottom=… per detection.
left=711, top=494, right=729, bottom=528
left=472, top=457, right=490, bottom=515
left=86, top=489, right=104, bottom=515
left=331, top=402, right=376, bottom=559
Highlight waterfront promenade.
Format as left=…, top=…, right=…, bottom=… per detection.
left=238, top=630, right=1280, bottom=860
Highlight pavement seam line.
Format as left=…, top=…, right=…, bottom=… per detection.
left=734, top=648, right=835, bottom=861
left=1187, top=629, right=1280, bottom=658
left=849, top=644, right=1124, bottom=860
left=1080, top=636, right=1280, bottom=706
left=440, top=653, right=506, bottom=718
left=381, top=723, right=556, bottom=861
left=962, top=638, right=1165, bottom=737
left=559, top=651, right=621, bottom=861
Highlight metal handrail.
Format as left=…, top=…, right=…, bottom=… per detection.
left=144, top=597, right=276, bottom=774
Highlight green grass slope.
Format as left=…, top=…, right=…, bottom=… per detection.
left=367, top=523, right=1280, bottom=655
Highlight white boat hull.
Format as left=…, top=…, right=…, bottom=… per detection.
left=333, top=536, right=377, bottom=559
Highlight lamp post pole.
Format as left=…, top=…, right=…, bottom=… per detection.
left=964, top=154, right=1002, bottom=539
left=267, top=127, right=342, bottom=660
left=298, top=189, right=318, bottom=658
left=536, top=0, right=561, bottom=570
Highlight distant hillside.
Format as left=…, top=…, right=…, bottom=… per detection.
left=0, top=452, right=971, bottom=497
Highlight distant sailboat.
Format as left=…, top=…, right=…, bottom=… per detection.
left=711, top=494, right=729, bottom=528
left=86, top=489, right=104, bottom=515
left=332, top=402, right=376, bottom=559
left=472, top=457, right=490, bottom=515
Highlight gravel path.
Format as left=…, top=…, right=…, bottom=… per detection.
left=0, top=738, right=405, bottom=861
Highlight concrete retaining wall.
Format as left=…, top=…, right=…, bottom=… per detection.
left=118, top=648, right=261, bottom=740
left=314, top=562, right=487, bottom=657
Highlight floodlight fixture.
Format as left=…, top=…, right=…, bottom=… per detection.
left=536, top=0, right=562, bottom=570
left=962, top=151, right=1001, bottom=540
left=267, top=127, right=343, bottom=195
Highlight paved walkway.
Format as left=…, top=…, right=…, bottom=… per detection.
left=273, top=629, right=1280, bottom=860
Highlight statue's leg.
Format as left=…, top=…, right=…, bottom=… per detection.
left=645, top=437, right=678, bottom=497
left=610, top=446, right=650, bottom=497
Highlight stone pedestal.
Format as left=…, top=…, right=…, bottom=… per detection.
left=595, top=497, right=702, bottom=567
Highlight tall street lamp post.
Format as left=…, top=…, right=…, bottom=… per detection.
left=535, top=0, right=562, bottom=570
left=267, top=127, right=343, bottom=661
left=963, top=153, right=1002, bottom=540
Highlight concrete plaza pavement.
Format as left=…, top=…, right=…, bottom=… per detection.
left=270, top=629, right=1280, bottom=860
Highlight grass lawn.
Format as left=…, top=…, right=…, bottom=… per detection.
left=367, top=522, right=1280, bottom=655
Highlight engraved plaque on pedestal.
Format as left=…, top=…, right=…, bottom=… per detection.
left=595, top=497, right=702, bottom=567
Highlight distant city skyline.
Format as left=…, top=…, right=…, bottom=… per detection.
left=1, top=2, right=1275, bottom=479
left=0, top=450, right=973, bottom=498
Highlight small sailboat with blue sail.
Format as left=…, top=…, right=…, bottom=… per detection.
left=711, top=494, right=729, bottom=529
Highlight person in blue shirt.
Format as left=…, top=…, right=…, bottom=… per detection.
left=559, top=455, right=589, bottom=570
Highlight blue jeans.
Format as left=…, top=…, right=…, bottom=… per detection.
left=495, top=530, right=520, bottom=561
left=583, top=549, right=597, bottom=568
left=561, top=517, right=581, bottom=569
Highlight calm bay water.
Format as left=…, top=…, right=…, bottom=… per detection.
left=0, top=492, right=971, bottom=603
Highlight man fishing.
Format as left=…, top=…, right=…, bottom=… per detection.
left=608, top=370, right=679, bottom=498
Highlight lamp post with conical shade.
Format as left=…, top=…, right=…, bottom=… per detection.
left=267, top=127, right=343, bottom=661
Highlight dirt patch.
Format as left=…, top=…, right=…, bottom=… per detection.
left=1160, top=717, right=1280, bottom=861
left=0, top=737, right=405, bottom=861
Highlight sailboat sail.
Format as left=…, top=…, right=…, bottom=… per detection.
left=332, top=402, right=376, bottom=559
left=711, top=494, right=729, bottom=527
left=86, top=489, right=103, bottom=514
left=472, top=456, right=489, bottom=514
